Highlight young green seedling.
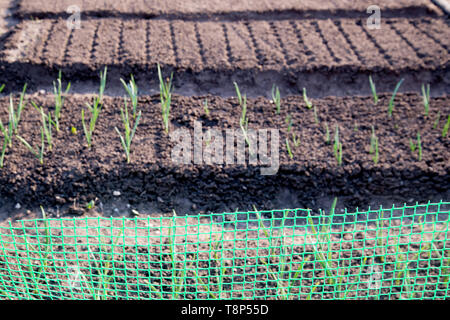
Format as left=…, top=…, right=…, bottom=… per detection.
left=292, top=132, right=300, bottom=147
left=158, top=63, right=173, bottom=134
left=239, top=95, right=247, bottom=128
left=233, top=82, right=252, bottom=149
left=375, top=209, right=386, bottom=263
left=193, top=234, right=229, bottom=299
left=271, top=85, right=281, bottom=114
left=333, top=125, right=342, bottom=165
left=337, top=143, right=342, bottom=166
left=82, top=97, right=102, bottom=148
left=87, top=228, right=123, bottom=299
left=14, top=206, right=53, bottom=297
left=0, top=99, right=14, bottom=167
left=421, top=84, right=430, bottom=117
left=409, top=138, right=417, bottom=152
left=16, top=128, right=45, bottom=165
left=0, top=84, right=4, bottom=93
left=433, top=111, right=440, bottom=129
left=253, top=206, right=289, bottom=268
left=0, top=103, right=13, bottom=167
left=286, top=138, right=293, bottom=160
left=98, top=67, right=108, bottom=103
left=442, top=115, right=450, bottom=138
left=254, top=210, right=291, bottom=299
left=313, top=105, right=319, bottom=124
left=370, top=126, right=379, bottom=164
left=115, top=98, right=142, bottom=163
left=417, top=132, right=422, bottom=161
left=6, top=85, right=28, bottom=137
left=239, top=94, right=252, bottom=149
left=372, top=136, right=379, bottom=164
left=166, top=210, right=191, bottom=299
left=205, top=129, right=212, bottom=147
left=388, top=78, right=404, bottom=117
left=307, top=209, right=335, bottom=287
left=86, top=200, right=95, bottom=210
left=0, top=141, right=7, bottom=168
left=303, top=88, right=313, bottom=109
left=31, top=101, right=54, bottom=151
left=120, top=74, right=138, bottom=119
left=392, top=241, right=423, bottom=297
left=285, top=114, right=293, bottom=132
left=234, top=82, right=243, bottom=106
left=369, top=75, right=378, bottom=104
left=409, top=132, right=422, bottom=160
left=324, top=122, right=330, bottom=145
left=0, top=98, right=14, bottom=147
left=208, top=235, right=227, bottom=299
left=203, top=99, right=210, bottom=117
left=53, top=70, right=71, bottom=132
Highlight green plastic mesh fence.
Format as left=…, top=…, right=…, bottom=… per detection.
left=0, top=201, right=449, bottom=300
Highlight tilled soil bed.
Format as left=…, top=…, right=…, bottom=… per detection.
left=0, top=92, right=448, bottom=215
left=1, top=15, right=449, bottom=97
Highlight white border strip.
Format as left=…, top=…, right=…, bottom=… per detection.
left=432, top=0, right=450, bottom=15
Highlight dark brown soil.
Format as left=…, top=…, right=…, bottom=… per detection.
left=0, top=16, right=449, bottom=97
left=0, top=93, right=448, bottom=216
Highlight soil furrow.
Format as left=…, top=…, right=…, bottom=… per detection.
left=171, top=20, right=203, bottom=72
left=193, top=22, right=207, bottom=69
left=147, top=20, right=176, bottom=67
left=43, top=20, right=71, bottom=67
left=267, top=21, right=291, bottom=67
left=411, top=19, right=450, bottom=52
left=223, top=21, right=258, bottom=70
left=359, top=19, right=424, bottom=69
left=93, top=19, right=121, bottom=67
left=196, top=22, right=229, bottom=70
left=356, top=20, right=395, bottom=69
left=316, top=19, right=358, bottom=66
left=61, top=27, right=74, bottom=65
left=89, top=20, right=100, bottom=67
left=293, top=20, right=335, bottom=69
left=243, top=21, right=267, bottom=68
left=121, top=19, right=147, bottom=66
left=387, top=21, right=424, bottom=66
left=311, top=20, right=342, bottom=65
left=283, top=20, right=310, bottom=67
left=391, top=20, right=449, bottom=67
left=333, top=20, right=367, bottom=67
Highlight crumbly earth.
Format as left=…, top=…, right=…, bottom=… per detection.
left=0, top=93, right=448, bottom=218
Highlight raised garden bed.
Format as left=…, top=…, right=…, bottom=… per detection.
left=0, top=90, right=448, bottom=215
